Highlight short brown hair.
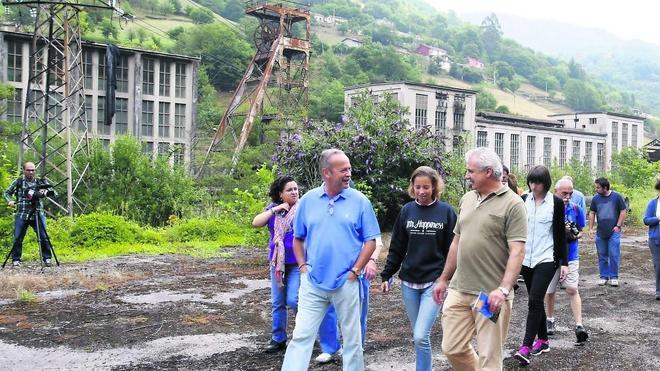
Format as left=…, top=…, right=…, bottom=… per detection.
left=407, top=166, right=444, bottom=200
left=655, top=177, right=660, bottom=191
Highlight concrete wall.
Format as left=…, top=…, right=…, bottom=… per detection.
left=345, top=82, right=477, bottom=151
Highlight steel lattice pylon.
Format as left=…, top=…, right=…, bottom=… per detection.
left=198, top=1, right=311, bottom=177
left=4, top=0, right=123, bottom=217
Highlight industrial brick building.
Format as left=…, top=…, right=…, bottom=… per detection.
left=1, top=31, right=199, bottom=167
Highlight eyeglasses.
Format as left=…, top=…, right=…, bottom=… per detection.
left=327, top=199, right=334, bottom=216
left=25, top=169, right=35, bottom=172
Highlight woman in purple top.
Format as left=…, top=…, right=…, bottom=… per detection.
left=252, top=176, right=300, bottom=353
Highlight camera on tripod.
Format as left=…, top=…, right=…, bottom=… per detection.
left=24, top=180, right=55, bottom=201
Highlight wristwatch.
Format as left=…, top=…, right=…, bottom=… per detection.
left=498, top=286, right=510, bottom=296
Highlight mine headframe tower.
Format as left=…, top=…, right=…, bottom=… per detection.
left=199, top=0, right=311, bottom=176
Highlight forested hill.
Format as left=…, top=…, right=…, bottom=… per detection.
left=304, top=0, right=641, bottom=115
left=3, top=0, right=655, bottom=135
left=459, top=12, right=660, bottom=125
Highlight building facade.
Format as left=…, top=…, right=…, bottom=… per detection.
left=344, top=83, right=643, bottom=172
left=344, top=81, right=477, bottom=151
left=475, top=112, right=608, bottom=172
left=549, top=112, right=645, bottom=168
left=341, top=37, right=363, bottom=48
left=0, top=31, right=199, bottom=167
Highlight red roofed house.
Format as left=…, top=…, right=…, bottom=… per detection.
left=466, top=57, right=485, bottom=69
left=415, top=44, right=447, bottom=58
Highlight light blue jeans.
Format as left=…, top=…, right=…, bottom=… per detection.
left=595, top=232, right=621, bottom=279
left=281, top=273, right=363, bottom=371
left=319, top=275, right=369, bottom=353
left=401, top=283, right=442, bottom=371
left=270, top=264, right=300, bottom=343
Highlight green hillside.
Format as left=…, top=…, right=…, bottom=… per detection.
left=1, top=0, right=645, bottom=127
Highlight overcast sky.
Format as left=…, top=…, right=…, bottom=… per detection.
left=429, top=0, right=660, bottom=46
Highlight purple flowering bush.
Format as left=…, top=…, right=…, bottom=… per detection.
left=272, top=92, right=455, bottom=225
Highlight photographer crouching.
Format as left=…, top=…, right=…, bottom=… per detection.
left=3, top=162, right=55, bottom=267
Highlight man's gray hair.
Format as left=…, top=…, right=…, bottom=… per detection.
left=319, top=148, right=345, bottom=174
left=465, top=147, right=503, bottom=180
left=556, top=177, right=573, bottom=190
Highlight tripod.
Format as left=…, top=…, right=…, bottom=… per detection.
left=2, top=200, right=59, bottom=269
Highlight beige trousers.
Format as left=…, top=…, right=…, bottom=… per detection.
left=441, top=289, right=513, bottom=371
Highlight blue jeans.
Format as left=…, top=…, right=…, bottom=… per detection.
left=595, top=232, right=621, bottom=279
left=270, top=264, right=300, bottom=343
left=281, top=273, right=363, bottom=371
left=11, top=214, right=52, bottom=262
left=649, top=239, right=660, bottom=296
left=319, top=275, right=369, bottom=354
left=401, top=283, right=442, bottom=371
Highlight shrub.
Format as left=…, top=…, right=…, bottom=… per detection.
left=165, top=217, right=243, bottom=242
left=0, top=215, right=13, bottom=252
left=70, top=212, right=142, bottom=248
left=611, top=148, right=660, bottom=190
left=273, top=92, right=447, bottom=226
left=79, top=137, right=203, bottom=226
left=47, top=216, right=74, bottom=249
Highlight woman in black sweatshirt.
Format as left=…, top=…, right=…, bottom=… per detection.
left=380, top=166, right=457, bottom=371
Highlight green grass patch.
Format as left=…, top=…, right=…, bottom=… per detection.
left=625, top=187, right=656, bottom=226
left=0, top=212, right=264, bottom=264
left=16, top=289, right=38, bottom=303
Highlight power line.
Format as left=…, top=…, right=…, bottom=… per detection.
left=131, top=17, right=249, bottom=76
left=183, top=0, right=242, bottom=34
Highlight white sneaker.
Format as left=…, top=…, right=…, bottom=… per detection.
left=598, top=278, right=608, bottom=286
left=609, top=279, right=619, bottom=287
left=315, top=352, right=333, bottom=363
left=315, top=348, right=342, bottom=363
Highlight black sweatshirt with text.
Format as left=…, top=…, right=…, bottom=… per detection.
left=381, top=200, right=457, bottom=284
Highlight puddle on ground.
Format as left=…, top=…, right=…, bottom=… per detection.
left=119, top=279, right=269, bottom=305
left=0, top=332, right=254, bottom=369
left=38, top=289, right=83, bottom=301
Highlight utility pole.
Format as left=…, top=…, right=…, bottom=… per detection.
left=4, top=0, right=127, bottom=217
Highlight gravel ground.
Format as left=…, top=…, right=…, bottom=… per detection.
left=0, top=230, right=658, bottom=370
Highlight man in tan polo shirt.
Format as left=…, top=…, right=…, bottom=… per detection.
left=433, top=147, right=527, bottom=371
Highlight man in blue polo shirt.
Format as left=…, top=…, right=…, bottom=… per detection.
left=281, top=149, right=381, bottom=371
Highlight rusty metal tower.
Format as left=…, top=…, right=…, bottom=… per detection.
left=3, top=0, right=126, bottom=216
left=199, top=0, right=311, bottom=176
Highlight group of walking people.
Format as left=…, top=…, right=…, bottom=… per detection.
left=252, top=146, right=659, bottom=371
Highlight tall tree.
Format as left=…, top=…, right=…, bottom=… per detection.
left=480, top=13, right=502, bottom=57
left=174, top=23, right=252, bottom=90
left=568, top=58, right=586, bottom=80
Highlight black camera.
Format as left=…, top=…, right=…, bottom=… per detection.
left=25, top=180, right=55, bottom=201
left=565, top=220, right=581, bottom=242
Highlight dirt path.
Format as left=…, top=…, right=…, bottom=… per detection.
left=0, top=231, right=658, bottom=370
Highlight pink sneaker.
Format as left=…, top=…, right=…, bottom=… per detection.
left=531, top=339, right=550, bottom=355
left=514, top=345, right=531, bottom=365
